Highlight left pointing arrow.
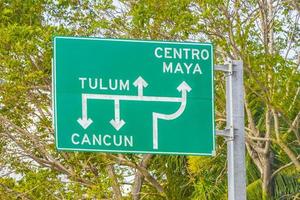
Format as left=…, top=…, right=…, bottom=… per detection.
left=77, top=94, right=93, bottom=129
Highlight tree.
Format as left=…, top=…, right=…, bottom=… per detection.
left=186, top=0, right=300, bottom=199
left=0, top=0, right=299, bottom=199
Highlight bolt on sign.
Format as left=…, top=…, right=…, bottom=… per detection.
left=53, top=36, right=215, bottom=155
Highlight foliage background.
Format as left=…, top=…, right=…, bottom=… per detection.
left=0, top=0, right=299, bottom=199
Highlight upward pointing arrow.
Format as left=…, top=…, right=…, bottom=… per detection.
left=133, top=76, right=148, bottom=97
left=152, top=81, right=192, bottom=149
left=176, top=81, right=192, bottom=93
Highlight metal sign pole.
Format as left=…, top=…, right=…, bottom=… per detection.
left=226, top=60, right=246, bottom=200
left=215, top=60, right=246, bottom=200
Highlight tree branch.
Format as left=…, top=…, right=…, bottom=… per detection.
left=106, top=164, right=122, bottom=200
left=272, top=109, right=300, bottom=170
left=132, top=154, right=153, bottom=200
left=271, top=155, right=300, bottom=178
left=105, top=154, right=165, bottom=196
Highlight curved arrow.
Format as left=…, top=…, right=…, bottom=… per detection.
left=152, top=81, right=191, bottom=149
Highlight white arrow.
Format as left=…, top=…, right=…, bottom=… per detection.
left=133, top=76, right=148, bottom=97
left=176, top=81, right=192, bottom=93
left=110, top=99, right=125, bottom=131
left=152, top=81, right=192, bottom=149
left=77, top=94, right=93, bottom=129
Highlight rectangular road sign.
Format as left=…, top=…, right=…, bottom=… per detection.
left=53, top=36, right=215, bottom=155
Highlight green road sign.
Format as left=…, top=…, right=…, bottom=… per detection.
left=53, top=36, right=215, bottom=155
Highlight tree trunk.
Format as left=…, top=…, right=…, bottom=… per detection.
left=106, top=164, right=122, bottom=200
left=262, top=109, right=273, bottom=199
left=132, top=154, right=153, bottom=200
left=262, top=152, right=273, bottom=200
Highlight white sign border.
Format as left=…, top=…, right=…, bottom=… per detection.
left=52, top=36, right=216, bottom=156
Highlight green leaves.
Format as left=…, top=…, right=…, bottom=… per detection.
left=0, top=0, right=299, bottom=199
left=188, top=141, right=227, bottom=200
left=128, top=0, right=197, bottom=40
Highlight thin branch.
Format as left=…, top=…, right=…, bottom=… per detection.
left=105, top=154, right=165, bottom=196
left=247, top=135, right=273, bottom=142
left=264, top=108, right=272, bottom=154
left=106, top=164, right=122, bottom=200
left=272, top=109, right=300, bottom=170
left=132, top=154, right=153, bottom=200
left=271, top=155, right=300, bottom=178
left=244, top=94, right=260, bottom=137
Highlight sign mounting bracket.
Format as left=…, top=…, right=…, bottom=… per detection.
left=215, top=60, right=234, bottom=140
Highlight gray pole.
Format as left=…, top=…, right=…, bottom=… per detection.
left=226, top=60, right=246, bottom=200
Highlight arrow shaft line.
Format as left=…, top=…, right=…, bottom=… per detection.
left=152, top=91, right=187, bottom=149
left=82, top=94, right=88, bottom=119
left=138, top=85, right=143, bottom=97
left=114, top=99, right=120, bottom=121
left=83, top=93, right=181, bottom=103
left=155, top=91, right=187, bottom=120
